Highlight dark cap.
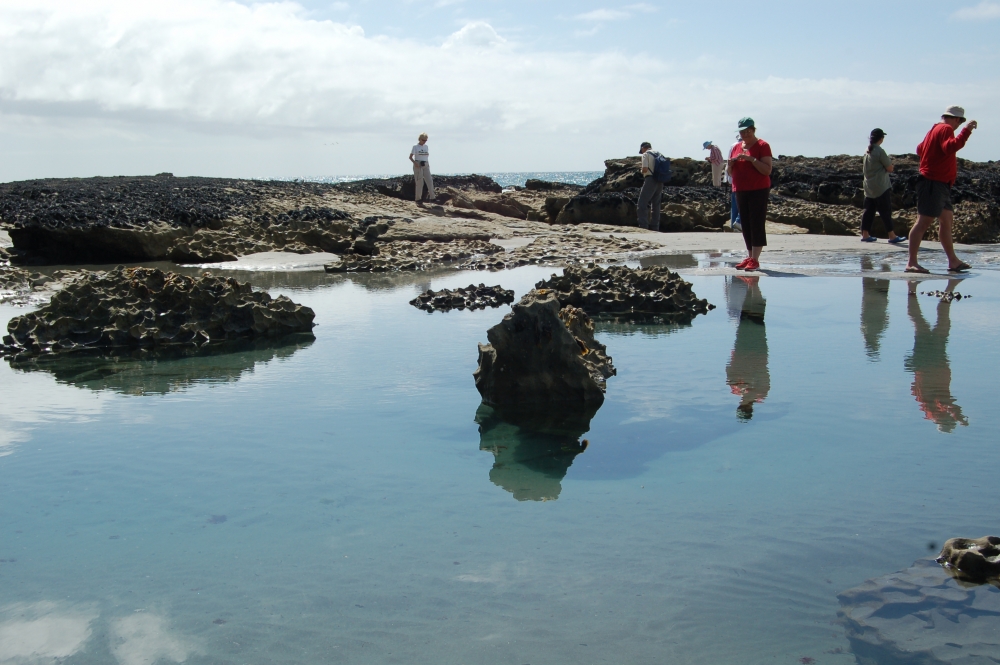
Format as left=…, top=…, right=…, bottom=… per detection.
left=737, top=117, right=755, bottom=131
left=870, top=128, right=886, bottom=140
left=639, top=141, right=652, bottom=150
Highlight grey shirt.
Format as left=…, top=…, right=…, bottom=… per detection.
left=863, top=145, right=892, bottom=199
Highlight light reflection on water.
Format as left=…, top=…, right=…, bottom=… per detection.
left=1, top=265, right=999, bottom=664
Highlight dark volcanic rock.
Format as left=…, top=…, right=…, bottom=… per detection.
left=936, top=536, right=1000, bottom=585
left=475, top=402, right=596, bottom=502
left=581, top=156, right=713, bottom=195
left=535, top=265, right=715, bottom=322
left=2, top=267, right=315, bottom=358
left=409, top=284, right=514, bottom=312
left=337, top=174, right=502, bottom=202
left=325, top=239, right=501, bottom=272
left=553, top=186, right=729, bottom=230
left=525, top=179, right=583, bottom=192
left=838, top=558, right=1000, bottom=664
left=474, top=291, right=615, bottom=408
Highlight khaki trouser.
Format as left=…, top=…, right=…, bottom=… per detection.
left=413, top=162, right=434, bottom=201
left=711, top=161, right=724, bottom=187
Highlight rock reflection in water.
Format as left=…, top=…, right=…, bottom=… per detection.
left=860, top=256, right=891, bottom=360
left=475, top=402, right=597, bottom=502
left=905, top=280, right=968, bottom=432
left=724, top=276, right=769, bottom=421
left=6, top=335, right=314, bottom=396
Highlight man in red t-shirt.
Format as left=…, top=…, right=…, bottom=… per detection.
left=905, top=105, right=978, bottom=274
left=729, top=117, right=773, bottom=272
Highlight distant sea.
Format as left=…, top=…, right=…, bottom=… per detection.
left=277, top=171, right=604, bottom=188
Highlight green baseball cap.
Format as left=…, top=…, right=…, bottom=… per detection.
left=737, top=117, right=755, bottom=131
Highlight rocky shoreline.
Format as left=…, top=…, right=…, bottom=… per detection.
left=2, top=153, right=996, bottom=273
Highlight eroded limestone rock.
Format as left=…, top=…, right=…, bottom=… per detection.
left=325, top=239, right=502, bottom=272
left=937, top=537, right=1000, bottom=585
left=2, top=267, right=315, bottom=358
left=409, top=284, right=514, bottom=312
left=474, top=291, right=615, bottom=408
left=535, top=265, right=715, bottom=322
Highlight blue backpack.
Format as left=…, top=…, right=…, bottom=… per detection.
left=649, top=150, right=672, bottom=183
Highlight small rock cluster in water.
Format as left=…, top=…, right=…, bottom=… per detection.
left=410, top=284, right=514, bottom=313
left=535, top=264, right=715, bottom=322
left=921, top=290, right=970, bottom=302
left=2, top=267, right=315, bottom=358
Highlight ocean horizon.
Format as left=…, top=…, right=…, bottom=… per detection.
left=269, top=171, right=605, bottom=188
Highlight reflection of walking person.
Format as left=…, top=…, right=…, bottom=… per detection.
left=860, top=128, right=905, bottom=243
left=637, top=142, right=663, bottom=231
left=860, top=256, right=891, bottom=359
left=730, top=118, right=772, bottom=272
left=905, top=280, right=968, bottom=432
left=409, top=133, right=435, bottom=203
left=906, top=106, right=978, bottom=274
left=725, top=276, right=770, bottom=421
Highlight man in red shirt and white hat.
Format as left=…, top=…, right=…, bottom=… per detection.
left=905, top=105, right=978, bottom=274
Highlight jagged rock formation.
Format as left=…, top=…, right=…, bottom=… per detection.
left=535, top=265, right=714, bottom=322
left=475, top=402, right=596, bottom=502
left=838, top=558, right=1000, bottom=664
left=474, top=291, right=615, bottom=408
left=458, top=232, right=659, bottom=271
left=936, top=536, right=1000, bottom=585
left=2, top=267, right=315, bottom=358
left=325, top=239, right=501, bottom=272
left=336, top=174, right=502, bottom=202
left=409, top=284, right=514, bottom=312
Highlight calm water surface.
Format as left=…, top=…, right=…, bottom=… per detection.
left=1, top=263, right=998, bottom=664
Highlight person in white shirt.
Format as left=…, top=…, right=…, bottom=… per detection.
left=703, top=140, right=724, bottom=187
left=637, top=142, right=663, bottom=231
left=409, top=133, right=435, bottom=202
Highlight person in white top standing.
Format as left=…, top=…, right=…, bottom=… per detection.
left=704, top=141, right=724, bottom=187
left=409, top=133, right=435, bottom=203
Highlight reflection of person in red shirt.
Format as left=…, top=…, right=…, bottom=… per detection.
left=904, top=280, right=968, bottom=433
left=725, top=276, right=769, bottom=421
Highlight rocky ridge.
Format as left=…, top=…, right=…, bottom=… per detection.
left=410, top=284, right=514, bottom=312
left=2, top=267, right=315, bottom=359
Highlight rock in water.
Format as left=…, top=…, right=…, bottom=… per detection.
left=409, top=284, right=514, bottom=312
left=838, top=558, right=1000, bottom=664
left=473, top=290, right=615, bottom=408
left=936, top=536, right=1000, bottom=585
left=535, top=265, right=714, bottom=322
left=2, top=267, right=315, bottom=358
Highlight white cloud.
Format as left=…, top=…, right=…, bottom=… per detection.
left=442, top=20, right=505, bottom=48
left=952, top=1, right=1000, bottom=19
left=576, top=9, right=630, bottom=21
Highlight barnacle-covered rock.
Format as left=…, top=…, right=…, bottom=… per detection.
left=410, top=284, right=514, bottom=312
left=1, top=267, right=315, bottom=358
left=535, top=265, right=714, bottom=322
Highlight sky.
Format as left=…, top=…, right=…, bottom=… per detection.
left=0, top=0, right=998, bottom=181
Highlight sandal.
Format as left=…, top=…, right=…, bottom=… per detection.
left=948, top=262, right=971, bottom=273
left=904, top=266, right=930, bottom=274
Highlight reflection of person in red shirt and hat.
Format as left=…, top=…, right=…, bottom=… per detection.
left=904, top=280, right=968, bottom=432
left=725, top=276, right=769, bottom=421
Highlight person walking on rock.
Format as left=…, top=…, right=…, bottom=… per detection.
left=409, top=133, right=435, bottom=203
left=704, top=141, right=724, bottom=187
left=861, top=128, right=905, bottom=244
left=729, top=118, right=772, bottom=271
left=905, top=106, right=978, bottom=274
left=637, top=142, right=663, bottom=231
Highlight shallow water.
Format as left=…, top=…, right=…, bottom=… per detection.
left=2, top=263, right=999, bottom=664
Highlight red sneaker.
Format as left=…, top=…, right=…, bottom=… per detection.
left=735, top=258, right=751, bottom=270
left=744, top=258, right=760, bottom=271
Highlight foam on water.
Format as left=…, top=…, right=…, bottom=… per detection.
left=2, top=266, right=999, bottom=664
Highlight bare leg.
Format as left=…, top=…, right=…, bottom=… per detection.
left=907, top=214, right=935, bottom=270
left=751, top=246, right=763, bottom=260
left=937, top=209, right=963, bottom=268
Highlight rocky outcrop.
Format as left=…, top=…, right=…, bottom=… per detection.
left=1, top=267, right=315, bottom=358
left=535, top=265, right=715, bottom=322
left=838, top=557, right=1000, bottom=664
left=474, top=291, right=615, bottom=408
left=936, top=536, right=1000, bottom=585
left=326, top=239, right=502, bottom=272
left=458, top=232, right=660, bottom=271
left=551, top=186, right=729, bottom=231
left=337, top=174, right=502, bottom=202
left=475, top=402, right=596, bottom=502
left=409, top=284, right=514, bottom=312
left=525, top=179, right=583, bottom=192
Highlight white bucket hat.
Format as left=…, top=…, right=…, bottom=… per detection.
left=943, top=105, right=966, bottom=121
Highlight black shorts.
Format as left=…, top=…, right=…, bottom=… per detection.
left=736, top=188, right=769, bottom=248
left=916, top=177, right=953, bottom=218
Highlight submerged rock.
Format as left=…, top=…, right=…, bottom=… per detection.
left=2, top=267, right=315, bottom=358
left=474, top=291, right=615, bottom=408
left=409, top=284, right=514, bottom=312
left=936, top=537, right=1000, bottom=585
left=535, top=265, right=715, bottom=322
left=475, top=402, right=596, bottom=502
left=838, top=558, right=1000, bottom=664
